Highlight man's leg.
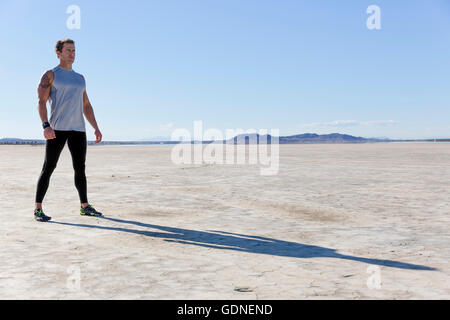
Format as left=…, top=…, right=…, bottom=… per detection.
left=67, top=131, right=88, bottom=206
left=35, top=130, right=69, bottom=209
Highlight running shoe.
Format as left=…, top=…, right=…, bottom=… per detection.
left=80, top=205, right=102, bottom=217
left=34, top=208, right=51, bottom=222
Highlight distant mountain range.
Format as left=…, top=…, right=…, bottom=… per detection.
left=231, top=133, right=371, bottom=144
left=0, top=138, right=46, bottom=144
left=215, top=133, right=449, bottom=144
left=1, top=134, right=449, bottom=145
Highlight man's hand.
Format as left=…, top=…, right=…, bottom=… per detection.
left=44, top=127, right=56, bottom=140
left=94, top=129, right=102, bottom=144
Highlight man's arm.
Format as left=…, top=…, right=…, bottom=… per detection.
left=37, top=71, right=56, bottom=139
left=82, top=89, right=102, bottom=143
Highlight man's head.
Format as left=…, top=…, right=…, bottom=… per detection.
left=55, top=38, right=75, bottom=63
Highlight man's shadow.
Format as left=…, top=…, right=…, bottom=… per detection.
left=50, top=217, right=437, bottom=271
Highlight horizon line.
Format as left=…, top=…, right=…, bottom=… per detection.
left=2, top=132, right=450, bottom=143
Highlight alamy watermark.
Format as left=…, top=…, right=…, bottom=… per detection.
left=366, top=5, right=381, bottom=30
left=66, top=5, right=81, bottom=30
left=366, top=265, right=382, bottom=289
left=66, top=265, right=81, bottom=292
left=170, top=121, right=280, bottom=175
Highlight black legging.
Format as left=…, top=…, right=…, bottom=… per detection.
left=35, top=130, right=88, bottom=204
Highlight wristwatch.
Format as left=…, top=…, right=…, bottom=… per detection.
left=42, top=122, right=50, bottom=129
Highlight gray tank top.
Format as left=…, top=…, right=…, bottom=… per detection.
left=48, top=65, right=86, bottom=132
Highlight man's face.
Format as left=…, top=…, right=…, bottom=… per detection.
left=57, top=43, right=75, bottom=63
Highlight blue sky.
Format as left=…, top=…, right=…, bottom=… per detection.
left=1, top=0, right=449, bottom=141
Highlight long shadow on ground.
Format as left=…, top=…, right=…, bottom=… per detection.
left=50, top=216, right=437, bottom=271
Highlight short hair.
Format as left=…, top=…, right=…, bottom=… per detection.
left=55, top=38, right=75, bottom=52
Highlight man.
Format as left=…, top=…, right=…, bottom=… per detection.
left=34, top=38, right=103, bottom=222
